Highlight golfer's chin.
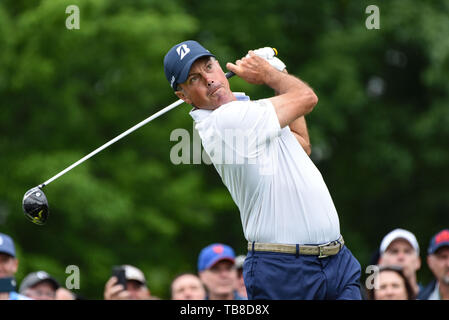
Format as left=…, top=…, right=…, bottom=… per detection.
left=205, top=88, right=235, bottom=110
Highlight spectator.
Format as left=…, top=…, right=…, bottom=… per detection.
left=418, top=229, right=449, bottom=300
left=104, top=264, right=156, bottom=300
left=21, top=273, right=80, bottom=300
left=170, top=273, right=206, bottom=300
left=234, top=255, right=247, bottom=299
left=378, top=228, right=422, bottom=296
left=367, top=265, right=415, bottom=300
left=197, top=243, right=246, bottom=300
left=0, top=232, right=30, bottom=300
left=55, top=287, right=77, bottom=300
left=19, top=271, right=60, bottom=300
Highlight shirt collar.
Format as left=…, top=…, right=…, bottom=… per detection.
left=8, top=291, right=32, bottom=300
left=189, top=92, right=250, bottom=122
left=429, top=282, right=441, bottom=300
left=189, top=108, right=212, bottom=122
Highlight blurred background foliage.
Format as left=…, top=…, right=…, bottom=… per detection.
left=0, top=0, right=448, bottom=299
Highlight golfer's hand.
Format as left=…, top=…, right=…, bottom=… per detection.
left=251, top=48, right=287, bottom=72
left=226, top=51, right=276, bottom=85
left=104, top=276, right=131, bottom=300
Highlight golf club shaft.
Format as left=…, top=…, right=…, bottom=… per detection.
left=39, top=99, right=183, bottom=188
left=39, top=71, right=235, bottom=189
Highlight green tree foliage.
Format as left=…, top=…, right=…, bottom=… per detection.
left=0, top=0, right=211, bottom=299
left=0, top=0, right=448, bottom=298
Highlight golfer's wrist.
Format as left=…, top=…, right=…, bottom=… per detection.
left=264, top=68, right=294, bottom=93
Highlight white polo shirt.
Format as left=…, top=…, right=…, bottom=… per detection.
left=190, top=97, right=340, bottom=245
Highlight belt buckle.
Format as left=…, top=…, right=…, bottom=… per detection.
left=318, top=243, right=329, bottom=259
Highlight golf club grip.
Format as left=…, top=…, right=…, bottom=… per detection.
left=225, top=71, right=235, bottom=79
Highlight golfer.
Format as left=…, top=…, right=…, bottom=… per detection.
left=163, top=40, right=362, bottom=299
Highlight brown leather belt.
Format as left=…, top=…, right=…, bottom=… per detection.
left=247, top=236, right=344, bottom=258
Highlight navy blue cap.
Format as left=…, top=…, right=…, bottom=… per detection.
left=0, top=233, right=16, bottom=257
left=198, top=243, right=235, bottom=272
left=428, top=229, right=449, bottom=255
left=164, top=40, right=215, bottom=90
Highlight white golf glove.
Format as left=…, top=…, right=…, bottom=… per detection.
left=249, top=47, right=287, bottom=72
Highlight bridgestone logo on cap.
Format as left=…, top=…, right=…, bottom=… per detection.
left=176, top=44, right=190, bottom=60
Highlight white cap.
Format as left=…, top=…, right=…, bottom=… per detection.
left=380, top=228, right=420, bottom=255
left=123, top=265, right=146, bottom=284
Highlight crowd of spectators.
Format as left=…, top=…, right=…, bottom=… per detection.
left=1, top=229, right=448, bottom=300
left=363, top=228, right=449, bottom=300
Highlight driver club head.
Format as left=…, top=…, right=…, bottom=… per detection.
left=22, top=186, right=49, bottom=225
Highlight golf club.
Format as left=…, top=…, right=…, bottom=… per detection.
left=22, top=47, right=279, bottom=225
left=22, top=71, right=236, bottom=225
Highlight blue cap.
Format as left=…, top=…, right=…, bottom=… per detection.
left=428, top=229, right=449, bottom=255
left=164, top=40, right=215, bottom=90
left=198, top=243, right=235, bottom=272
left=0, top=233, right=16, bottom=257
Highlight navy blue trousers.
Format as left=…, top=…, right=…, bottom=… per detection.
left=243, top=245, right=362, bottom=300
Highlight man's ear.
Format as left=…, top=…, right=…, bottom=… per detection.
left=175, top=89, right=192, bottom=105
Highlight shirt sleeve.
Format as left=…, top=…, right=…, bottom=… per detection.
left=214, top=99, right=282, bottom=144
